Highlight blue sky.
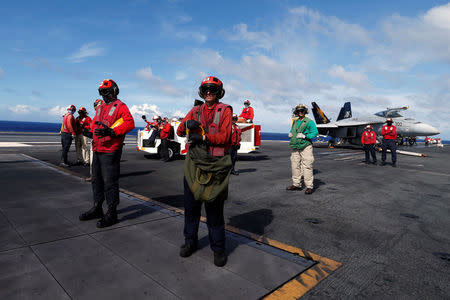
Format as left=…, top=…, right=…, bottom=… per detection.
left=1, top=0, right=449, bottom=137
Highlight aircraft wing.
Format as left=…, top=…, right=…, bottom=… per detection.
left=316, top=120, right=382, bottom=128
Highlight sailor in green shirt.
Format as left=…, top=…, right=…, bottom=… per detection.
left=286, top=104, right=319, bottom=194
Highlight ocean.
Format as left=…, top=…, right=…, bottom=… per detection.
left=0, top=120, right=448, bottom=143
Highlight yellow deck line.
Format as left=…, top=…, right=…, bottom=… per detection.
left=24, top=154, right=342, bottom=299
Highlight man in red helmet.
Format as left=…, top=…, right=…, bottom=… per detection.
left=238, top=99, right=254, bottom=123
left=230, top=113, right=242, bottom=175
left=361, top=125, right=377, bottom=164
left=79, top=79, right=135, bottom=228
left=75, top=107, right=92, bottom=166
left=176, top=76, right=232, bottom=267
left=60, top=105, right=76, bottom=167
left=381, top=118, right=397, bottom=167
left=159, top=117, right=172, bottom=162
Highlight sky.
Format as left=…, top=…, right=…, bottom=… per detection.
left=0, top=0, right=449, bottom=137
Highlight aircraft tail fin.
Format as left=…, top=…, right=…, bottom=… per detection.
left=311, top=102, right=330, bottom=124
left=336, top=102, right=352, bottom=121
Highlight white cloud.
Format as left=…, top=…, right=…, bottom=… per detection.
left=136, top=66, right=185, bottom=96
left=68, top=42, right=105, bottom=63
left=226, top=23, right=273, bottom=50
left=175, top=71, right=187, bottom=80
left=8, top=105, right=38, bottom=114
left=49, top=106, right=67, bottom=117
left=328, top=65, right=371, bottom=89
left=0, top=67, right=4, bottom=78
left=423, top=3, right=450, bottom=30
left=129, top=103, right=161, bottom=120
left=161, top=21, right=207, bottom=43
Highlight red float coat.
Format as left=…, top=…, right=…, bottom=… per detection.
left=75, top=115, right=92, bottom=134
left=361, top=130, right=377, bottom=145
left=381, top=125, right=397, bottom=140
left=231, top=123, right=242, bottom=146
left=177, top=102, right=232, bottom=157
left=90, top=99, right=135, bottom=153
left=160, top=122, right=172, bottom=140
left=61, top=113, right=76, bottom=135
left=239, top=106, right=254, bottom=121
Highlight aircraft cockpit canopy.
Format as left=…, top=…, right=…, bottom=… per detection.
left=375, top=111, right=403, bottom=118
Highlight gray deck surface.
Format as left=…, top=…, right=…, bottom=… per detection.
left=0, top=152, right=313, bottom=300
left=0, top=133, right=449, bottom=299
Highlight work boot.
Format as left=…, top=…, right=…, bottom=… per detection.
left=305, top=188, right=314, bottom=195
left=79, top=205, right=104, bottom=221
left=380, top=161, right=386, bottom=166
left=231, top=170, right=239, bottom=175
left=59, top=162, right=70, bottom=167
left=96, top=206, right=118, bottom=228
left=179, top=243, right=197, bottom=258
left=214, top=251, right=227, bottom=267
left=286, top=185, right=302, bottom=191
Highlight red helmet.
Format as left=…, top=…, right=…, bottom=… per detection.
left=365, top=125, right=372, bottom=130
left=98, top=79, right=119, bottom=97
left=244, top=100, right=251, bottom=105
left=198, top=76, right=225, bottom=100
left=153, top=115, right=161, bottom=121
left=78, top=107, right=87, bottom=113
left=94, top=99, right=104, bottom=109
left=386, top=118, right=393, bottom=123
left=232, top=113, right=238, bottom=120
left=67, top=105, right=76, bottom=112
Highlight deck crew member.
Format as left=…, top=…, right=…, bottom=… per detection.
left=238, top=99, right=254, bottom=123
left=286, top=104, right=319, bottom=194
left=60, top=105, right=76, bottom=167
left=160, top=117, right=172, bottom=162
left=79, top=79, right=135, bottom=228
left=84, top=99, right=104, bottom=182
left=361, top=125, right=377, bottom=164
left=230, top=113, right=242, bottom=175
left=381, top=118, right=397, bottom=167
left=75, top=107, right=92, bottom=166
left=177, top=76, right=232, bottom=267
left=148, top=115, right=162, bottom=145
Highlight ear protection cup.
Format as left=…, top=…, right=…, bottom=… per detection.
left=217, top=88, right=225, bottom=99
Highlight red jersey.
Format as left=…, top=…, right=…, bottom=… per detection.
left=239, top=106, right=254, bottom=121
left=160, top=122, right=172, bottom=140
left=62, top=113, right=76, bottom=134
left=90, top=99, right=135, bottom=153
left=177, top=102, right=232, bottom=156
left=76, top=116, right=92, bottom=134
left=381, top=125, right=397, bottom=140
left=231, top=123, right=242, bottom=146
left=361, top=130, right=377, bottom=145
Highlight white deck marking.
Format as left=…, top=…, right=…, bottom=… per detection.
left=0, top=142, right=31, bottom=147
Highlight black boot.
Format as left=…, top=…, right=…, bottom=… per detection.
left=79, top=204, right=104, bottom=221
left=214, top=251, right=227, bottom=267
left=179, top=243, right=198, bottom=257
left=96, top=206, right=118, bottom=228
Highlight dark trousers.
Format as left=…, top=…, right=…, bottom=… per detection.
left=381, top=139, right=397, bottom=163
left=92, top=150, right=122, bottom=208
left=363, top=144, right=377, bottom=163
left=183, top=178, right=225, bottom=253
left=229, top=146, right=239, bottom=172
left=149, top=130, right=160, bottom=144
left=160, top=138, right=169, bottom=161
left=61, top=132, right=72, bottom=164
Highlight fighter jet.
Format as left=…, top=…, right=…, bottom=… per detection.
left=311, top=102, right=440, bottom=145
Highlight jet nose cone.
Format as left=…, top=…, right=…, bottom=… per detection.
left=418, top=124, right=440, bottom=136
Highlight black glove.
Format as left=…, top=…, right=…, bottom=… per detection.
left=83, top=127, right=93, bottom=138
left=186, top=120, right=201, bottom=130
left=189, top=133, right=204, bottom=145
left=94, top=122, right=116, bottom=138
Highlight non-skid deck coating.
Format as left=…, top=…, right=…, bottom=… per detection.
left=0, top=153, right=336, bottom=299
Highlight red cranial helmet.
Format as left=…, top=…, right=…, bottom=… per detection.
left=78, top=107, right=87, bottom=113
left=365, top=125, right=372, bottom=130
left=94, top=99, right=104, bottom=109
left=386, top=118, right=393, bottom=123
left=67, top=105, right=76, bottom=112
left=198, top=76, right=225, bottom=100
left=244, top=100, right=251, bottom=105
left=98, top=79, right=119, bottom=97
